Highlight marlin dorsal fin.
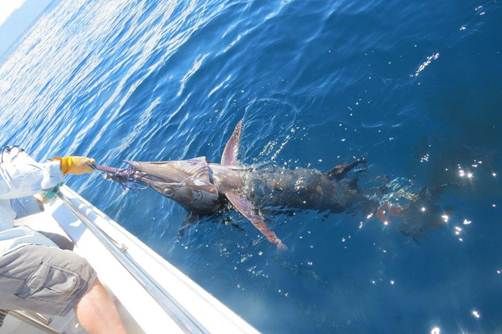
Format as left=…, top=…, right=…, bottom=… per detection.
left=225, top=192, right=287, bottom=250
left=221, top=120, right=243, bottom=165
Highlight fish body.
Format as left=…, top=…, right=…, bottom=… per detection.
left=242, top=166, right=361, bottom=212
left=97, top=121, right=368, bottom=249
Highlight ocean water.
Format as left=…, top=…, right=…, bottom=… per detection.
left=0, top=0, right=501, bottom=333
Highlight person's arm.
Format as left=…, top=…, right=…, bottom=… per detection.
left=0, top=154, right=94, bottom=200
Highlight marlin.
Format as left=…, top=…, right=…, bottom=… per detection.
left=95, top=121, right=390, bottom=249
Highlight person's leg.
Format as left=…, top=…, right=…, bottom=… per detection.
left=0, top=244, right=127, bottom=333
left=75, top=279, right=127, bottom=334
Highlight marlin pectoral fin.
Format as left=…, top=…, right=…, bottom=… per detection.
left=178, top=212, right=199, bottom=236
left=218, top=215, right=245, bottom=232
left=221, top=120, right=243, bottom=165
left=177, top=222, right=192, bottom=238
left=225, top=192, right=287, bottom=250
left=186, top=211, right=200, bottom=224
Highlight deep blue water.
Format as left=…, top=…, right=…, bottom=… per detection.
left=1, top=0, right=501, bottom=333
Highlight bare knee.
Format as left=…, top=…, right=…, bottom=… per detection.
left=75, top=279, right=126, bottom=334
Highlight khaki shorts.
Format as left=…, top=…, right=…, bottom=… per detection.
left=0, top=244, right=97, bottom=316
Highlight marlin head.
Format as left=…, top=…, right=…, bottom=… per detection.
left=126, top=158, right=222, bottom=214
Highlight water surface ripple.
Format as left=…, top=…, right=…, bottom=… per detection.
left=0, top=0, right=501, bottom=332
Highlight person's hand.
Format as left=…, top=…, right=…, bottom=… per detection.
left=56, top=156, right=95, bottom=175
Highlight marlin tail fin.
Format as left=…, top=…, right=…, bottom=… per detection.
left=327, top=157, right=367, bottom=180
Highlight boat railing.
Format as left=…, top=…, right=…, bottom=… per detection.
left=57, top=188, right=209, bottom=334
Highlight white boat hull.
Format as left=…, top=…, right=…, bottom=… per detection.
left=2, top=185, right=259, bottom=334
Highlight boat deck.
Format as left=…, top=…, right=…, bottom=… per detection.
left=0, top=186, right=258, bottom=334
